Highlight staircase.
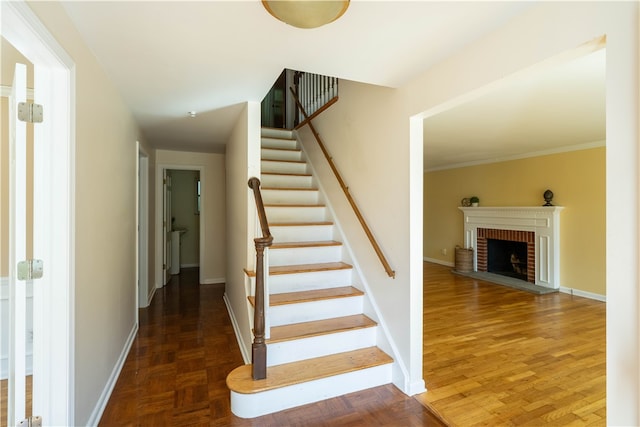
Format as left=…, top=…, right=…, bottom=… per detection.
left=226, top=128, right=393, bottom=418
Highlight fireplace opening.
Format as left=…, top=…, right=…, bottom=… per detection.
left=487, top=239, right=528, bottom=281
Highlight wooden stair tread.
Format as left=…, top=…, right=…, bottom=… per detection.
left=269, top=313, right=375, bottom=343
left=248, top=286, right=363, bottom=308
left=262, top=159, right=306, bottom=164
left=226, top=347, right=392, bottom=394
left=261, top=136, right=295, bottom=142
left=262, top=187, right=318, bottom=191
left=270, top=240, right=342, bottom=249
left=262, top=172, right=312, bottom=177
left=264, top=203, right=325, bottom=207
left=245, top=262, right=352, bottom=277
left=269, top=221, right=333, bottom=227
left=261, top=147, right=301, bottom=152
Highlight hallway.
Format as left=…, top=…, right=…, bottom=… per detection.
left=99, top=268, right=445, bottom=426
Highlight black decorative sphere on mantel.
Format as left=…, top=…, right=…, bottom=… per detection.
left=543, top=189, right=554, bottom=206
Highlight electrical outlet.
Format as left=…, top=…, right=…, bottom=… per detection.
left=441, top=248, right=447, bottom=255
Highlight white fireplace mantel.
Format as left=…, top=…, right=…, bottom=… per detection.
left=459, top=206, right=564, bottom=288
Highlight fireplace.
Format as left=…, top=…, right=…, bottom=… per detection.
left=477, top=228, right=535, bottom=283
left=459, top=207, right=564, bottom=289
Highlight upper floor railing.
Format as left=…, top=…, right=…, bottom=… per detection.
left=261, top=69, right=339, bottom=130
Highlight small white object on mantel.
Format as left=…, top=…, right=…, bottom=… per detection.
left=459, top=206, right=564, bottom=289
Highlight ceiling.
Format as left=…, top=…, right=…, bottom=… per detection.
left=423, top=48, right=606, bottom=171
left=54, top=2, right=603, bottom=167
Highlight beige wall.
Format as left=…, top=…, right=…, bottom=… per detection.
left=25, top=2, right=149, bottom=424
left=424, top=147, right=606, bottom=296
left=156, top=150, right=226, bottom=284
left=224, top=101, right=261, bottom=361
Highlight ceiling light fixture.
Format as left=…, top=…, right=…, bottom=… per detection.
left=188, top=111, right=197, bottom=118
left=262, top=0, right=350, bottom=29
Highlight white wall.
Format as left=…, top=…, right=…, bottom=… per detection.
left=155, top=150, right=226, bottom=284
left=307, top=1, right=639, bottom=423
left=224, top=101, right=261, bottom=362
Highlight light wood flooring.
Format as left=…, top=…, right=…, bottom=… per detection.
left=98, top=268, right=445, bottom=426
left=418, top=262, right=606, bottom=426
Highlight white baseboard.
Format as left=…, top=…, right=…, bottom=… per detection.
left=223, top=293, right=250, bottom=364
left=147, top=285, right=156, bottom=306
left=423, top=257, right=455, bottom=267
left=201, top=277, right=225, bottom=285
left=560, top=287, right=606, bottom=302
left=88, top=322, right=138, bottom=426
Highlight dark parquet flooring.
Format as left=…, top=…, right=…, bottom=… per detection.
left=99, top=268, right=445, bottom=426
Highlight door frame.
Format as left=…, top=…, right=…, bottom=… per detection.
left=155, top=164, right=205, bottom=287
left=136, top=143, right=149, bottom=309
left=2, top=2, right=75, bottom=424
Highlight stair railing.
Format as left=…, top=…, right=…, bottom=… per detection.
left=248, top=177, right=273, bottom=379
left=290, top=88, right=396, bottom=279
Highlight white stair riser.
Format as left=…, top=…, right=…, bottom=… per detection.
left=269, top=296, right=364, bottom=327
left=261, top=136, right=296, bottom=149
left=268, top=269, right=353, bottom=294
left=262, top=148, right=303, bottom=162
left=230, top=364, right=393, bottom=418
left=267, top=327, right=377, bottom=366
left=262, top=160, right=308, bottom=175
left=270, top=245, right=342, bottom=266
left=270, top=224, right=334, bottom=242
left=262, top=189, right=319, bottom=205
left=261, top=174, right=313, bottom=188
left=266, top=206, right=326, bottom=222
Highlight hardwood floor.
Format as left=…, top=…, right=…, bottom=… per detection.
left=99, top=268, right=445, bottom=426
left=417, top=262, right=606, bottom=426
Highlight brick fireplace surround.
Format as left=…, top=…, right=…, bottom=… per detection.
left=476, top=228, right=536, bottom=284
left=459, top=206, right=564, bottom=289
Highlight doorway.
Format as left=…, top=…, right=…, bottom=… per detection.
left=156, top=165, right=204, bottom=288
left=137, top=144, right=149, bottom=308
left=1, top=2, right=75, bottom=425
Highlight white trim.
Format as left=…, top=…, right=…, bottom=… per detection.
left=180, top=263, right=199, bottom=268
left=137, top=143, right=150, bottom=309
left=425, top=140, right=606, bottom=172
left=2, top=1, right=76, bottom=425
left=423, top=257, right=455, bottom=268
left=560, top=287, right=606, bottom=302
left=86, top=324, right=138, bottom=427
left=224, top=293, right=251, bottom=364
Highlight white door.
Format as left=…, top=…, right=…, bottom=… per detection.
left=4, top=62, right=35, bottom=427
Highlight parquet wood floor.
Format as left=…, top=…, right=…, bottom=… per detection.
left=99, top=268, right=445, bottom=426
left=416, top=262, right=606, bottom=426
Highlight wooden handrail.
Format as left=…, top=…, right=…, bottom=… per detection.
left=289, top=88, right=396, bottom=279
left=248, top=177, right=273, bottom=380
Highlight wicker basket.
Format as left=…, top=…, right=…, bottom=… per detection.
left=455, top=246, right=473, bottom=273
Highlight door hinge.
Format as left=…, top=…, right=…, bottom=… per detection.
left=17, top=259, right=43, bottom=281
left=18, top=416, right=42, bottom=427
left=163, top=264, right=166, bottom=270
left=18, top=102, right=43, bottom=123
